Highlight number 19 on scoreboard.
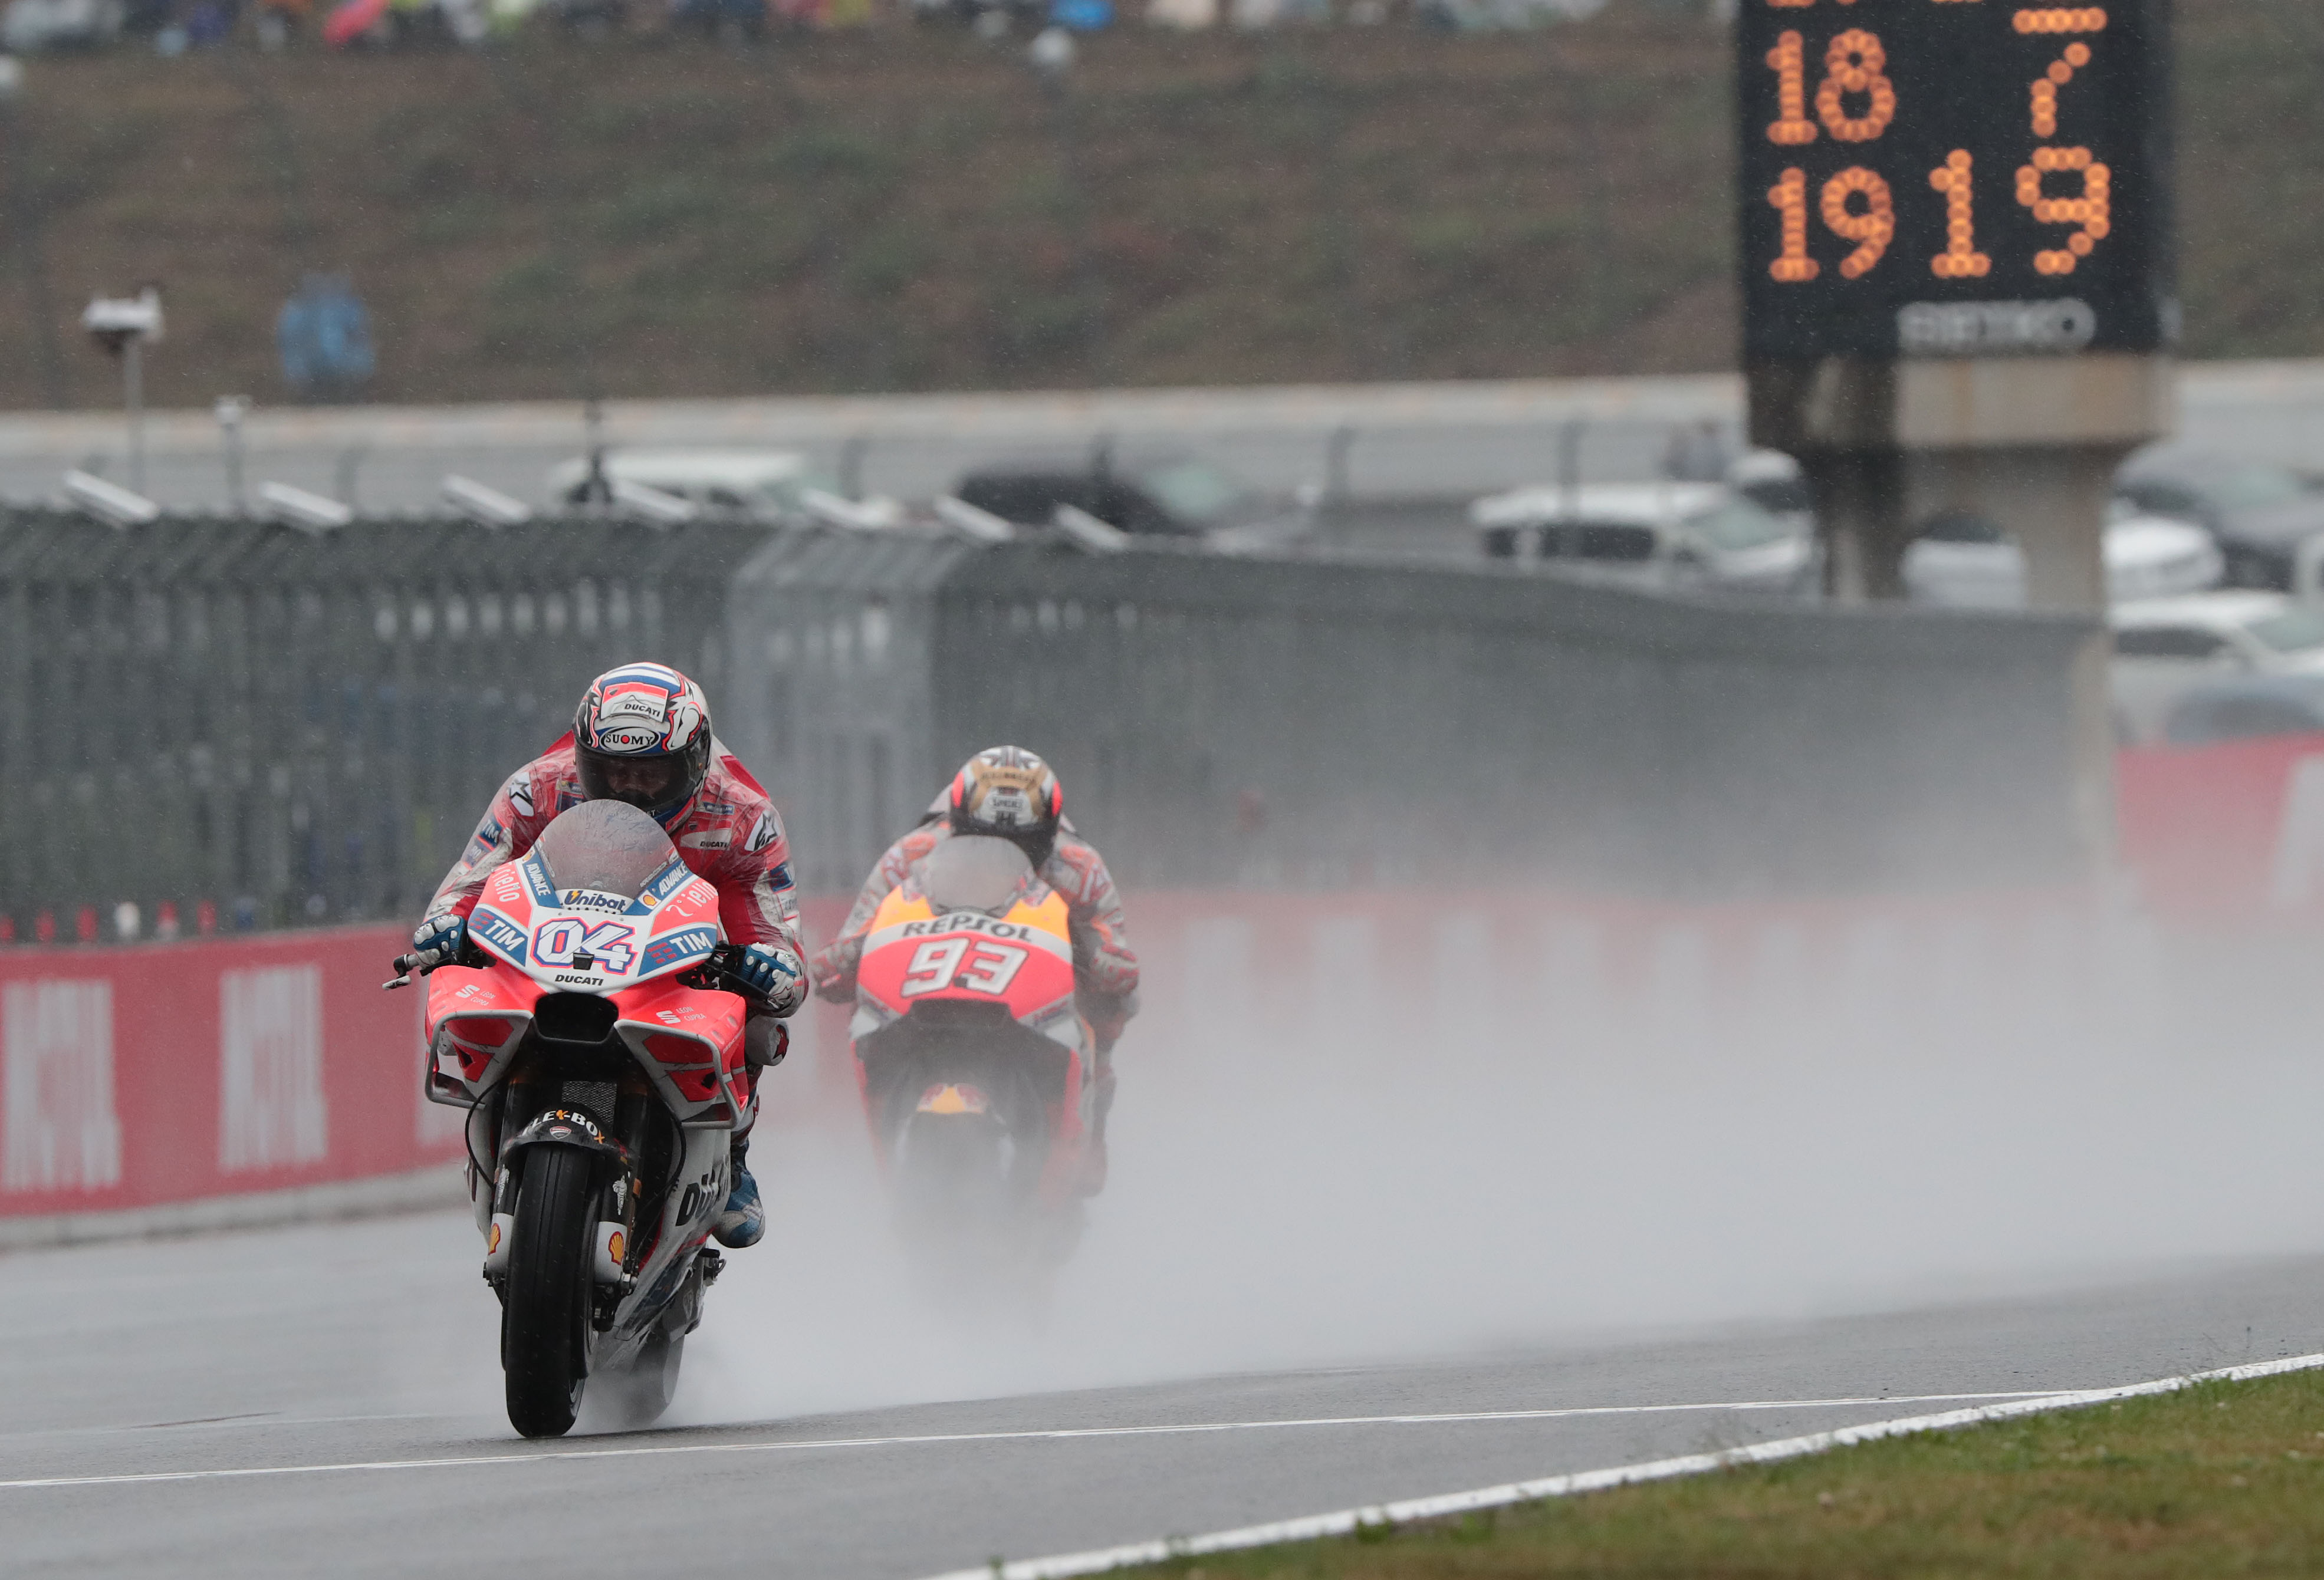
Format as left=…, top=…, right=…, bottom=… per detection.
left=1737, top=0, right=2171, bottom=363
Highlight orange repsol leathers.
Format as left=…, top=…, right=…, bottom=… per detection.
left=810, top=814, right=1139, bottom=1045
left=423, top=734, right=808, bottom=1125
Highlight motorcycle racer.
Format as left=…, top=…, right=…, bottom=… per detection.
left=811, top=745, right=1138, bottom=1192
left=411, top=661, right=806, bottom=1250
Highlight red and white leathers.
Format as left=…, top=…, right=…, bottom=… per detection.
left=425, top=733, right=808, bottom=1019
left=810, top=813, right=1139, bottom=1044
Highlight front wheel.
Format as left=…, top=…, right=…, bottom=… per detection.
left=502, top=1147, right=595, bottom=1438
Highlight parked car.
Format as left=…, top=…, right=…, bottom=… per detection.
left=1729, top=449, right=1814, bottom=528
left=952, top=455, right=1302, bottom=544
left=2113, top=450, right=2324, bottom=589
left=2158, top=674, right=2324, bottom=747
left=2110, top=591, right=2324, bottom=741
left=2, top=0, right=120, bottom=48
left=1904, top=511, right=2222, bottom=608
left=1469, top=482, right=1812, bottom=596
left=544, top=449, right=872, bottom=522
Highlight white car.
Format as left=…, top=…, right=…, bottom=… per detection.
left=1905, top=511, right=2223, bottom=608
left=2, top=0, right=120, bottom=50
left=1470, top=482, right=1813, bottom=596
left=2109, top=590, right=2324, bottom=742
left=545, top=449, right=896, bottom=524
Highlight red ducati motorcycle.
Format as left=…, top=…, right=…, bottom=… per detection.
left=393, top=799, right=766, bottom=1438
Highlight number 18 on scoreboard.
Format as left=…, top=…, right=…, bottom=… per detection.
left=1737, top=0, right=2172, bottom=362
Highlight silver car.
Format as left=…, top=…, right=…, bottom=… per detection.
left=2110, top=591, right=2324, bottom=742
left=1470, top=483, right=1813, bottom=597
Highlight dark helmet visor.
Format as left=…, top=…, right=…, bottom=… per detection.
left=577, top=746, right=693, bottom=820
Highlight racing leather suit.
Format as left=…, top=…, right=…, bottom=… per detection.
left=423, top=735, right=808, bottom=1121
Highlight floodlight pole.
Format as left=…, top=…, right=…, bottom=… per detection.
left=123, top=336, right=145, bottom=495
left=84, top=288, right=162, bottom=493
left=216, top=396, right=249, bottom=512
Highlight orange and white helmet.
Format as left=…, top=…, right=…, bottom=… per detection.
left=946, top=746, right=1063, bottom=851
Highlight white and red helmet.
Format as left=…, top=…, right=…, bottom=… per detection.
left=946, top=746, right=1064, bottom=854
left=574, top=663, right=714, bottom=824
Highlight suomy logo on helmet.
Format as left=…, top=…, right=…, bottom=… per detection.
left=595, top=725, right=665, bottom=753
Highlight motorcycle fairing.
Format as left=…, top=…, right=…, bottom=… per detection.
left=468, top=851, right=725, bottom=996
left=423, top=965, right=747, bottom=1128
left=423, top=965, right=544, bottom=1104
left=612, top=976, right=751, bottom=1130
left=852, top=888, right=1080, bottom=1046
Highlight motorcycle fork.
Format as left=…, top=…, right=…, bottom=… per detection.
left=589, top=1084, right=656, bottom=1334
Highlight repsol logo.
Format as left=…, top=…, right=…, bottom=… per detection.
left=899, top=913, right=1032, bottom=942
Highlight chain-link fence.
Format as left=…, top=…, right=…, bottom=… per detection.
left=4, top=507, right=2093, bottom=945
left=0, top=509, right=773, bottom=943
left=729, top=531, right=2098, bottom=899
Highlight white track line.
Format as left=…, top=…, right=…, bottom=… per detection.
left=918, top=1352, right=2324, bottom=1580
left=0, top=1391, right=2054, bottom=1493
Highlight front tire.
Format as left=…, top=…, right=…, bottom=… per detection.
left=503, top=1148, right=595, bottom=1438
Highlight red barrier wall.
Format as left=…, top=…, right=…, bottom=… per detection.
left=0, top=926, right=456, bottom=1221
left=2117, top=735, right=2324, bottom=916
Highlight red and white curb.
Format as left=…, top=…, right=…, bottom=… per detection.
left=921, top=1352, right=2324, bottom=1580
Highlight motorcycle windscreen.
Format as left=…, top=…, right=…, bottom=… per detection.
left=919, top=835, right=1035, bottom=915
left=532, top=800, right=678, bottom=898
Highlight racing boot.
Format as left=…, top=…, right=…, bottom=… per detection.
left=1076, top=1056, right=1116, bottom=1198
left=714, top=1140, right=765, bottom=1249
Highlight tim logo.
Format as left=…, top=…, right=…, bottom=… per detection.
left=2, top=979, right=122, bottom=1194
left=220, top=966, right=329, bottom=1173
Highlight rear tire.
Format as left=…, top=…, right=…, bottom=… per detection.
left=503, top=1148, right=595, bottom=1438
left=898, top=1113, right=1021, bottom=1303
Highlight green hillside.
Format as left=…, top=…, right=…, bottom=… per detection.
left=0, top=0, right=2315, bottom=410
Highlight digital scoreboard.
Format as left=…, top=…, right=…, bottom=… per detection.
left=1737, top=0, right=2172, bottom=363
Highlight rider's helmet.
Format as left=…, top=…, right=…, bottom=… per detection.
left=573, top=662, right=714, bottom=826
left=946, top=745, right=1063, bottom=863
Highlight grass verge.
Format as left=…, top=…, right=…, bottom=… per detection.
left=1125, top=1367, right=2324, bottom=1579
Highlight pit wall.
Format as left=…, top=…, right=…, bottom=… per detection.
left=0, top=926, right=463, bottom=1246
left=5, top=723, right=2316, bottom=1246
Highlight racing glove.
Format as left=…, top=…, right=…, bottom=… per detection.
left=410, top=913, right=468, bottom=969
left=734, top=944, right=806, bottom=1016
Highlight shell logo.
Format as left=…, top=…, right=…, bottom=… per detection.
left=487, top=1222, right=502, bottom=1255
left=607, top=1229, right=626, bottom=1264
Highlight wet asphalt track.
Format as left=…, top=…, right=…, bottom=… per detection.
left=2, top=1207, right=2318, bottom=1580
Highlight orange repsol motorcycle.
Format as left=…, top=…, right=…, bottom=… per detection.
left=849, top=836, right=1097, bottom=1289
